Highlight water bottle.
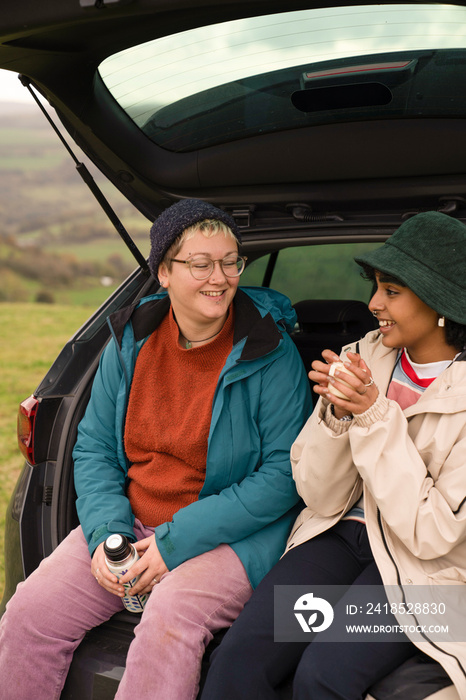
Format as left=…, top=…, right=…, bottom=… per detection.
left=104, top=534, right=148, bottom=613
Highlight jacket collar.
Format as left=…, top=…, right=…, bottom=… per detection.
left=108, top=288, right=282, bottom=361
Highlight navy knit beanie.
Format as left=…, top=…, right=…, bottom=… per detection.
left=148, top=199, right=241, bottom=283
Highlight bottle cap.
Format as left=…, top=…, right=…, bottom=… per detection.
left=104, top=534, right=131, bottom=562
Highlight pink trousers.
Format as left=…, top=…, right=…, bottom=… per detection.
left=0, top=522, right=252, bottom=700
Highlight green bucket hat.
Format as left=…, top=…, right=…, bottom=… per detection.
left=355, top=211, right=466, bottom=325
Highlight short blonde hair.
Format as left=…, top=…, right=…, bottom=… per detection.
left=162, top=219, right=237, bottom=271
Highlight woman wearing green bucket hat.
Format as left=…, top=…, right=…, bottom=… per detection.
left=201, top=210, right=466, bottom=700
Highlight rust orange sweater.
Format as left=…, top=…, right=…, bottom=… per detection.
left=124, top=308, right=234, bottom=526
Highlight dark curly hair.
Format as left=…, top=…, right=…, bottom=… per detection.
left=359, top=263, right=466, bottom=352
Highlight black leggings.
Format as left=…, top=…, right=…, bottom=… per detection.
left=201, top=521, right=417, bottom=700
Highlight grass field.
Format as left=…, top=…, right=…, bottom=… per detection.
left=0, top=302, right=93, bottom=600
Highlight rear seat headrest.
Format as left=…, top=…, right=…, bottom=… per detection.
left=291, top=300, right=378, bottom=403
left=293, top=299, right=376, bottom=335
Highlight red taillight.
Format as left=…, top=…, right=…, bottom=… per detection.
left=18, top=395, right=39, bottom=464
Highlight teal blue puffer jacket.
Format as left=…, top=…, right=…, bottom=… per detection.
left=73, top=287, right=312, bottom=588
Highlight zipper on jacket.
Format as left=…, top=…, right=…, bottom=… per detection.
left=376, top=508, right=466, bottom=678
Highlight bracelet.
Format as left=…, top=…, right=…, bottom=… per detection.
left=330, top=404, right=353, bottom=421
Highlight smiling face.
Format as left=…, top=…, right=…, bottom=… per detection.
left=157, top=228, right=240, bottom=340
left=368, top=271, right=457, bottom=363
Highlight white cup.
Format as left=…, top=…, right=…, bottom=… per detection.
left=328, top=361, right=357, bottom=400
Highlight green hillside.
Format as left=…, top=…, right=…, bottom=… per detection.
left=0, top=106, right=149, bottom=307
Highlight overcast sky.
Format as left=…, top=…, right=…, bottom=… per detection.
left=0, top=69, right=34, bottom=103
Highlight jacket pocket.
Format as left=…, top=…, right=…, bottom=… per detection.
left=428, top=567, right=466, bottom=584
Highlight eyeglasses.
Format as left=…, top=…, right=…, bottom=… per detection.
left=170, top=254, right=247, bottom=280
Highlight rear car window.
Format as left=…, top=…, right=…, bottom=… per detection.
left=240, top=242, right=380, bottom=304
left=99, top=4, right=466, bottom=152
